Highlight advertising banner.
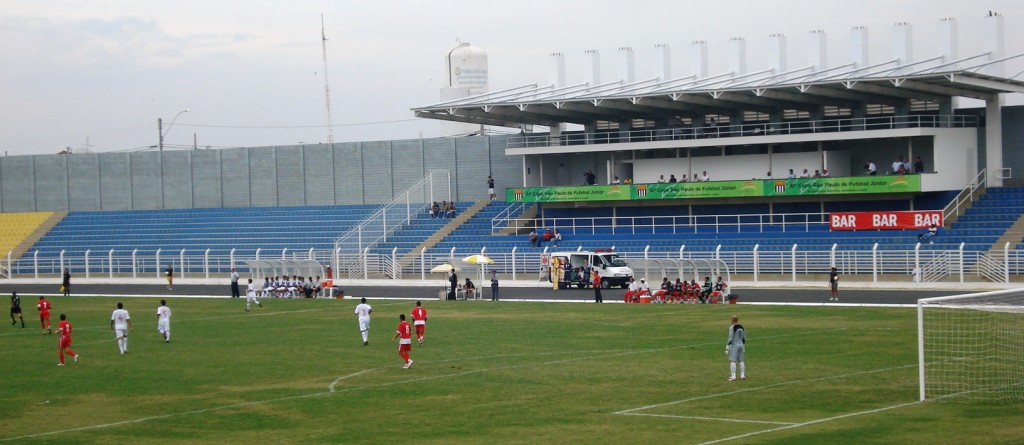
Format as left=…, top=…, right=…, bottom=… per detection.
left=829, top=210, right=943, bottom=231
left=505, top=176, right=921, bottom=203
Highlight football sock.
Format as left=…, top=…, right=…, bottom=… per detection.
left=730, top=362, right=737, bottom=378
left=400, top=352, right=409, bottom=363
left=59, top=349, right=64, bottom=364
left=739, top=362, right=745, bottom=377
left=117, top=338, right=124, bottom=354
left=165, top=331, right=170, bottom=342
left=361, top=331, right=368, bottom=343
left=123, top=337, right=128, bottom=352
left=246, top=303, right=250, bottom=311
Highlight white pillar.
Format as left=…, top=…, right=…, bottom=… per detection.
left=986, top=94, right=1004, bottom=187
left=654, top=44, right=671, bottom=81
left=729, top=37, right=747, bottom=75
left=549, top=52, right=566, bottom=88
left=893, top=22, right=913, bottom=73
left=618, top=46, right=635, bottom=83
left=983, top=11, right=1005, bottom=78
left=584, top=50, right=601, bottom=85
left=690, top=41, right=708, bottom=78
left=849, top=26, right=869, bottom=68
left=808, top=30, right=827, bottom=72
left=938, top=18, right=958, bottom=67
left=768, top=34, right=787, bottom=75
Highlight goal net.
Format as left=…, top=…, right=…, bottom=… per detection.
left=918, top=288, right=1024, bottom=402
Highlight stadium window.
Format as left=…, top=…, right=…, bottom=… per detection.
left=783, top=109, right=810, bottom=120
left=596, top=121, right=619, bottom=130
left=744, top=111, right=770, bottom=122
left=866, top=104, right=896, bottom=115
left=824, top=106, right=852, bottom=117
left=909, top=99, right=940, bottom=112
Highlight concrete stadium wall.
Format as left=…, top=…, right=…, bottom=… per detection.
left=0, top=135, right=515, bottom=212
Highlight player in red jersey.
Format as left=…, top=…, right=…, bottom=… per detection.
left=411, top=301, right=428, bottom=346
left=37, top=296, right=53, bottom=335
left=391, top=314, right=413, bottom=369
left=56, top=314, right=79, bottom=366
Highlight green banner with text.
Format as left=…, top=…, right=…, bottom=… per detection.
left=505, top=176, right=920, bottom=203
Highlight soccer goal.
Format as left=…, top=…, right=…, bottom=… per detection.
left=918, top=288, right=1024, bottom=402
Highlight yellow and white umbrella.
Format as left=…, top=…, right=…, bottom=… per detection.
left=461, top=254, right=494, bottom=265
left=430, top=263, right=461, bottom=273
left=462, top=255, right=494, bottom=294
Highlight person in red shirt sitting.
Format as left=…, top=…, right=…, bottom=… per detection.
left=392, top=314, right=414, bottom=369
left=709, top=276, right=729, bottom=304
left=56, top=314, right=79, bottom=366
left=624, top=277, right=639, bottom=303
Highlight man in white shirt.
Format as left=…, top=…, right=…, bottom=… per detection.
left=892, top=158, right=902, bottom=175
left=866, top=161, right=877, bottom=176
left=638, top=278, right=651, bottom=295
left=246, top=278, right=263, bottom=312
left=611, top=176, right=621, bottom=185
left=799, top=169, right=810, bottom=178
left=156, top=299, right=172, bottom=343
left=355, top=298, right=372, bottom=346
left=699, top=171, right=710, bottom=182
left=110, top=302, right=133, bottom=355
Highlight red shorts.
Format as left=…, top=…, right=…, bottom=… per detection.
left=399, top=343, right=412, bottom=352
left=415, top=325, right=425, bottom=336
left=40, top=311, right=50, bottom=321
left=59, top=337, right=71, bottom=348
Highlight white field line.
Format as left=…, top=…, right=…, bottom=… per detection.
left=613, top=362, right=916, bottom=415
left=696, top=401, right=920, bottom=445
left=617, top=412, right=796, bottom=426
left=3, top=327, right=845, bottom=441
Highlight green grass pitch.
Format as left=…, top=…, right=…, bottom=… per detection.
left=1, top=296, right=1022, bottom=444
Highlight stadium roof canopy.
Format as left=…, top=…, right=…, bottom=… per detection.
left=412, top=53, right=1024, bottom=128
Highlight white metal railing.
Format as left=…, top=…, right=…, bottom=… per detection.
left=491, top=202, right=530, bottom=234
left=974, top=252, right=1005, bottom=283
left=333, top=169, right=451, bottom=277
left=508, top=115, right=979, bottom=148
left=509, top=212, right=830, bottom=235
left=11, top=244, right=1018, bottom=284
left=942, top=169, right=987, bottom=224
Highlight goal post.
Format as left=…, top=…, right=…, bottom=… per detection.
left=918, top=288, right=1024, bottom=402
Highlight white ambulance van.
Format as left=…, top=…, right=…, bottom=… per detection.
left=550, top=250, right=633, bottom=289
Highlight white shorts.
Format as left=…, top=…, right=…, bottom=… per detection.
left=358, top=317, right=371, bottom=332
left=115, top=328, right=128, bottom=339
left=157, top=320, right=170, bottom=333
left=247, top=294, right=259, bottom=303
left=413, top=320, right=425, bottom=326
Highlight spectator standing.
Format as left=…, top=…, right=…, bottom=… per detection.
left=230, top=268, right=240, bottom=298
left=62, top=269, right=71, bottom=297
left=865, top=161, right=877, bottom=176
left=892, top=157, right=903, bottom=175
left=490, top=270, right=499, bottom=301
left=913, top=156, right=924, bottom=174
left=657, top=175, right=666, bottom=183
left=585, top=170, right=596, bottom=185
left=668, top=174, right=677, bottom=183
left=726, top=315, right=746, bottom=381
left=448, top=269, right=458, bottom=301
left=487, top=176, right=496, bottom=201
left=592, top=269, right=603, bottom=303
left=829, top=267, right=840, bottom=302
left=799, top=169, right=810, bottom=178
left=611, top=176, right=621, bottom=185
left=165, top=264, right=174, bottom=291
left=787, top=169, right=796, bottom=179
left=700, top=171, right=710, bottom=182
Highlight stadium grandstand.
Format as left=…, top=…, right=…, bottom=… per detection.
left=2, top=14, right=1024, bottom=286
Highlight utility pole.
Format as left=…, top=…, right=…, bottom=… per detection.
left=158, top=118, right=164, bottom=151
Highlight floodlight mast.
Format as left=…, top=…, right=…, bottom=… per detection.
left=321, top=14, right=335, bottom=144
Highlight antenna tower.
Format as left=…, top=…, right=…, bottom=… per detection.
left=321, top=14, right=335, bottom=144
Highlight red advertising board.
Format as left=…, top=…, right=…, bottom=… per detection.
left=829, top=211, right=943, bottom=231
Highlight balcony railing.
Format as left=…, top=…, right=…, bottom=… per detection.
left=508, top=114, right=979, bottom=148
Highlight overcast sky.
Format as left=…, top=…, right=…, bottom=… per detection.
left=2, top=0, right=1022, bottom=155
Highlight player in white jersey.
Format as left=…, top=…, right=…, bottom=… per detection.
left=156, top=299, right=172, bottom=343
left=110, top=302, right=134, bottom=354
left=245, top=278, right=263, bottom=312
left=354, top=297, right=372, bottom=346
